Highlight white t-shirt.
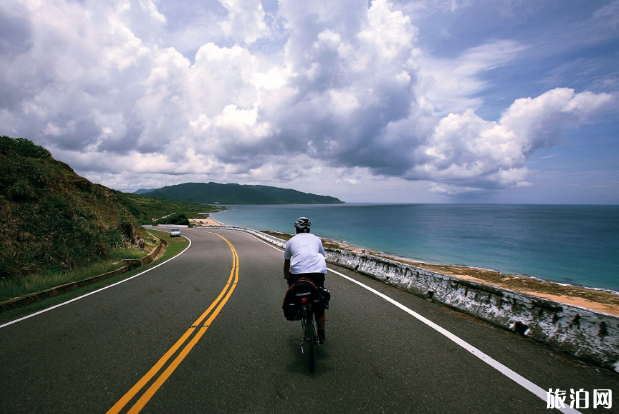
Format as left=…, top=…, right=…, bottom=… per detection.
left=283, top=233, right=327, bottom=275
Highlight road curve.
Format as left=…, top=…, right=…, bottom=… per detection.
left=0, top=228, right=617, bottom=413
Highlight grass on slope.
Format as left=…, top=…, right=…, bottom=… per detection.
left=0, top=233, right=160, bottom=303
left=0, top=136, right=142, bottom=279
left=0, top=230, right=189, bottom=323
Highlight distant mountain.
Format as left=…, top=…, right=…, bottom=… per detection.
left=143, top=182, right=345, bottom=205
left=134, top=188, right=155, bottom=195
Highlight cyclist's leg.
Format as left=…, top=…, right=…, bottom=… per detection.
left=316, top=311, right=326, bottom=344
left=311, top=273, right=327, bottom=342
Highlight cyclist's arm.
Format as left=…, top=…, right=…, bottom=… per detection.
left=318, top=240, right=326, bottom=257
left=283, top=259, right=291, bottom=279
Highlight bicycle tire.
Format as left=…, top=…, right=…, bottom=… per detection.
left=304, top=307, right=315, bottom=372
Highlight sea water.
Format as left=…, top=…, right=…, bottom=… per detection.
left=211, top=204, right=619, bottom=291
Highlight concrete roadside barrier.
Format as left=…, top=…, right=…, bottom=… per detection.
left=242, top=227, right=619, bottom=373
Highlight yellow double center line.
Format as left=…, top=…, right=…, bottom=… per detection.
left=107, top=232, right=239, bottom=414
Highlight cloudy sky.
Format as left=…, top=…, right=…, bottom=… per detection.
left=1, top=0, right=618, bottom=203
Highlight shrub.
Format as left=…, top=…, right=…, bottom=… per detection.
left=118, top=217, right=135, bottom=239
left=0, top=136, right=51, bottom=159
left=158, top=213, right=190, bottom=226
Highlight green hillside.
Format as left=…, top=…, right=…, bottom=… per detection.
left=0, top=136, right=144, bottom=278
left=0, top=136, right=227, bottom=286
left=117, top=192, right=222, bottom=225
left=144, top=182, right=344, bottom=205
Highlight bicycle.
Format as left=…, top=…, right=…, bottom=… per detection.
left=299, top=296, right=317, bottom=372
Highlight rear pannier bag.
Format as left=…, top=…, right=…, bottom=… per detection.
left=318, top=286, right=330, bottom=309
left=282, top=278, right=329, bottom=321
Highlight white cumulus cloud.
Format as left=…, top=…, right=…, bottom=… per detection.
left=0, top=0, right=615, bottom=197
left=409, top=88, right=614, bottom=188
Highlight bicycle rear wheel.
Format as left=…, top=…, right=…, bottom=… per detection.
left=303, top=307, right=316, bottom=372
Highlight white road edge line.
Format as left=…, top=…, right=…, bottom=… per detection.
left=0, top=235, right=192, bottom=329
left=251, top=236, right=285, bottom=252
left=327, top=268, right=581, bottom=414
left=248, top=233, right=579, bottom=414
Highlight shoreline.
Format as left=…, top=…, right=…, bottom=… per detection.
left=258, top=230, right=619, bottom=317
left=189, top=217, right=224, bottom=227
left=403, top=261, right=619, bottom=317
left=190, top=218, right=619, bottom=317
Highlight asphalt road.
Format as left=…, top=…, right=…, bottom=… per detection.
left=1, top=228, right=618, bottom=414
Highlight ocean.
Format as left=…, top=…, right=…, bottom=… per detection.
left=211, top=204, right=619, bottom=291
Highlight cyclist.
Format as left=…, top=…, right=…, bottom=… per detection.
left=283, top=217, right=327, bottom=344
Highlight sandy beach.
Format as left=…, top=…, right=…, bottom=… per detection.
left=189, top=216, right=223, bottom=227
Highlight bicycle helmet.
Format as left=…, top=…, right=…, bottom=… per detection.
left=294, top=217, right=312, bottom=232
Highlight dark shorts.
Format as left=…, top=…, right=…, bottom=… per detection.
left=287, top=272, right=325, bottom=288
